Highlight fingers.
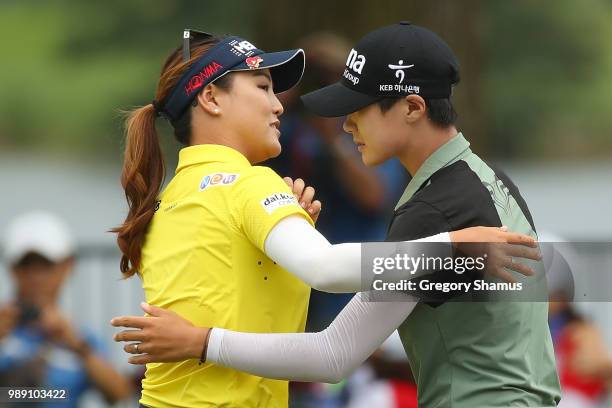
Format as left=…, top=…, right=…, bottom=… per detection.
left=307, top=200, right=321, bottom=216
left=128, top=354, right=154, bottom=365
left=113, top=329, right=146, bottom=343
left=292, top=178, right=305, bottom=199
left=503, top=232, right=537, bottom=247
left=503, top=243, right=541, bottom=261
left=284, top=178, right=319, bottom=212
left=126, top=352, right=178, bottom=365
left=501, top=256, right=535, bottom=277
left=124, top=342, right=147, bottom=355
left=300, top=186, right=315, bottom=209
left=140, top=302, right=168, bottom=317
left=307, top=200, right=322, bottom=223
left=490, top=268, right=518, bottom=284
left=110, top=316, right=149, bottom=329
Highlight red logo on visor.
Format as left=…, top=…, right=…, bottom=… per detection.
left=246, top=56, right=263, bottom=69
left=184, top=61, right=223, bottom=95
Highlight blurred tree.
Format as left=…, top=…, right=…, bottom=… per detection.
left=483, top=0, right=612, bottom=158
left=0, top=0, right=610, bottom=160
left=0, top=0, right=253, bottom=159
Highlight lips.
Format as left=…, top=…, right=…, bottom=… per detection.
left=270, top=120, right=280, bottom=130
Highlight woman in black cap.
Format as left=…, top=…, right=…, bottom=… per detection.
left=112, top=29, right=541, bottom=408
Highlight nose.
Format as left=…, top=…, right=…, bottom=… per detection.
left=272, top=93, right=284, bottom=117
left=343, top=115, right=355, bottom=134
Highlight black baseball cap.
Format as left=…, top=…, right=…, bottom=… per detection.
left=301, top=22, right=460, bottom=117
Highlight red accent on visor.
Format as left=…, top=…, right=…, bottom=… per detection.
left=184, top=61, right=224, bottom=96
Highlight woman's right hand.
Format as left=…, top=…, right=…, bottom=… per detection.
left=112, top=303, right=209, bottom=365
left=449, top=226, right=541, bottom=283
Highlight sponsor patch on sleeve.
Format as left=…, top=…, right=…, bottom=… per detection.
left=260, top=192, right=299, bottom=214
left=199, top=173, right=239, bottom=191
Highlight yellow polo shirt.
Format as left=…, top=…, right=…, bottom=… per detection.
left=138, top=144, right=313, bottom=408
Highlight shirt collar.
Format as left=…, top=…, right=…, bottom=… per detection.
left=395, top=132, right=471, bottom=210
left=176, top=144, right=251, bottom=174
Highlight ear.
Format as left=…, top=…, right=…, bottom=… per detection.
left=195, top=83, right=223, bottom=116
left=57, top=256, right=75, bottom=277
left=404, top=94, right=427, bottom=124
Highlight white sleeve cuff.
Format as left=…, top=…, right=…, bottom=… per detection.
left=206, top=328, right=226, bottom=363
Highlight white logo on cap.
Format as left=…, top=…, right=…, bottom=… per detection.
left=346, top=49, right=366, bottom=74
left=234, top=40, right=256, bottom=54
left=229, top=39, right=257, bottom=57
left=388, top=60, right=414, bottom=84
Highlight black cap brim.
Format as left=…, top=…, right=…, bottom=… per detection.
left=231, top=49, right=305, bottom=94
left=301, top=82, right=381, bottom=117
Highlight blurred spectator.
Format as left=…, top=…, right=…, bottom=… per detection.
left=545, top=242, right=612, bottom=408
left=550, top=300, right=612, bottom=408
left=266, top=32, right=409, bottom=332
left=0, top=212, right=132, bottom=407
left=346, top=331, right=418, bottom=408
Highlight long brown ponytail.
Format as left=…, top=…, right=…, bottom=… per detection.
left=113, top=34, right=232, bottom=278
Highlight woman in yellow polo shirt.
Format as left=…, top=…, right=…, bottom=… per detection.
left=112, top=30, right=540, bottom=408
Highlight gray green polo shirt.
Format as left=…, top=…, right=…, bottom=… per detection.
left=386, top=133, right=561, bottom=407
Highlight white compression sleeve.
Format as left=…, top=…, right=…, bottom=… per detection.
left=207, top=291, right=417, bottom=383
left=264, top=215, right=450, bottom=293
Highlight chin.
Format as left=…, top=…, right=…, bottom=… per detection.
left=268, top=138, right=282, bottom=158
left=361, top=153, right=383, bottom=167
left=253, top=140, right=281, bottom=164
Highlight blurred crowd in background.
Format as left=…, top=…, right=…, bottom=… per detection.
left=1, top=1, right=611, bottom=407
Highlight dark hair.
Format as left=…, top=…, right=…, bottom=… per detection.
left=377, top=97, right=457, bottom=127
left=112, top=35, right=233, bottom=279
left=12, top=252, right=55, bottom=269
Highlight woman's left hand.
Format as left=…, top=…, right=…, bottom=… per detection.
left=111, top=303, right=208, bottom=365
left=283, top=177, right=322, bottom=223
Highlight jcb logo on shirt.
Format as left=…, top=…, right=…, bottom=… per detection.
left=260, top=192, right=298, bottom=214
left=199, top=173, right=239, bottom=191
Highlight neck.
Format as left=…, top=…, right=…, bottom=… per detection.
left=17, top=294, right=55, bottom=309
left=190, top=124, right=252, bottom=163
left=398, top=125, right=458, bottom=176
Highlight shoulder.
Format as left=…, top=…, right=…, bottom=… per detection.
left=410, top=160, right=503, bottom=229
left=416, top=161, right=492, bottom=211
left=230, top=166, right=296, bottom=214
left=387, top=200, right=450, bottom=241
left=234, top=165, right=284, bottom=186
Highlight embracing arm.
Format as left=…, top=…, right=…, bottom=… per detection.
left=207, top=292, right=416, bottom=383
left=113, top=293, right=417, bottom=383
left=264, top=215, right=449, bottom=293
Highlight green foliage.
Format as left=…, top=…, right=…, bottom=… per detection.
left=483, top=0, right=612, bottom=157
left=0, top=0, right=253, bottom=156
left=0, top=0, right=610, bottom=160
